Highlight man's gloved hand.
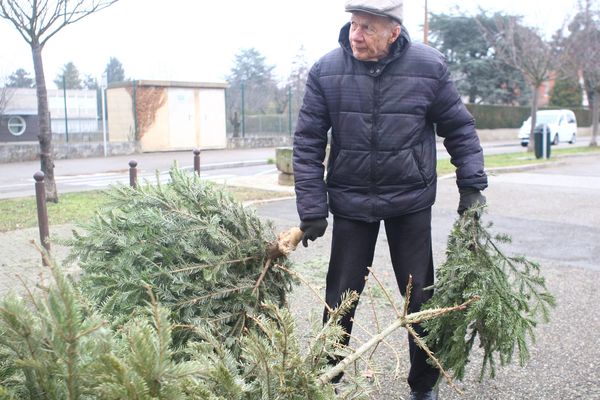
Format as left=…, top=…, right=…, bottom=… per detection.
left=457, top=187, right=486, bottom=217
left=299, top=218, right=328, bottom=247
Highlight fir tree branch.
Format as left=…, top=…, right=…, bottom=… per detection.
left=274, top=264, right=333, bottom=314
left=253, top=258, right=272, bottom=295
left=350, top=317, right=402, bottom=378
left=367, top=267, right=402, bottom=319
left=365, top=284, right=383, bottom=363
left=168, top=256, right=258, bottom=274
left=423, top=207, right=556, bottom=380
left=406, top=324, right=462, bottom=394
left=176, top=285, right=255, bottom=307
left=16, top=273, right=44, bottom=314
left=403, top=275, right=413, bottom=318
left=318, top=298, right=478, bottom=385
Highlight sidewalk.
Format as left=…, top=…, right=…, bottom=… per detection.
left=0, top=147, right=279, bottom=182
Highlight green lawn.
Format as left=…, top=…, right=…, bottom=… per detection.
left=0, top=186, right=290, bottom=232
left=1, top=146, right=598, bottom=232
left=437, top=151, right=546, bottom=176
left=0, top=190, right=110, bottom=232
left=438, top=145, right=600, bottom=175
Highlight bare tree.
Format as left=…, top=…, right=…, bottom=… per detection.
left=287, top=45, right=310, bottom=118
left=561, top=0, right=600, bottom=146
left=0, top=77, right=15, bottom=116
left=0, top=0, right=119, bottom=202
left=478, top=15, right=556, bottom=152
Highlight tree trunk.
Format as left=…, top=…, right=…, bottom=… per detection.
left=590, top=90, right=599, bottom=147
left=527, top=84, right=540, bottom=153
left=31, top=42, right=58, bottom=203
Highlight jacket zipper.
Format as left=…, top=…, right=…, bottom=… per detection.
left=370, top=70, right=381, bottom=217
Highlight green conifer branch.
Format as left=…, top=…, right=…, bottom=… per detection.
left=422, top=206, right=556, bottom=381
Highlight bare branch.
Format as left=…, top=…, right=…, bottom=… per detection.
left=0, top=0, right=119, bottom=46
left=366, top=267, right=402, bottom=319
left=318, top=297, right=479, bottom=385
left=0, top=0, right=120, bottom=201
left=0, top=0, right=33, bottom=43
left=275, top=263, right=334, bottom=314
left=406, top=324, right=462, bottom=394
left=0, top=84, right=14, bottom=115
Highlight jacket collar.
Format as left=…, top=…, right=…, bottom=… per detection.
left=338, top=22, right=411, bottom=68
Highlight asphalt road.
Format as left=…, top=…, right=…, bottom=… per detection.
left=252, top=152, right=600, bottom=398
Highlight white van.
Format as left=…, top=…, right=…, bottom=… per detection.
left=518, top=109, right=577, bottom=147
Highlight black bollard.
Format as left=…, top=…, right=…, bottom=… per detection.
left=33, top=171, right=50, bottom=265
left=193, top=148, right=201, bottom=176
left=129, top=160, right=138, bottom=188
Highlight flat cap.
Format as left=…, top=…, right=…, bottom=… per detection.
left=345, top=0, right=403, bottom=23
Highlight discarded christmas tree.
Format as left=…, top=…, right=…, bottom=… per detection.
left=66, top=167, right=296, bottom=348
left=0, top=252, right=367, bottom=399
left=422, top=208, right=556, bottom=380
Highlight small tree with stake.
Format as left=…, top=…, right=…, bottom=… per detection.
left=0, top=0, right=120, bottom=202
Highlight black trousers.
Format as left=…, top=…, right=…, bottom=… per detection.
left=324, top=208, right=439, bottom=391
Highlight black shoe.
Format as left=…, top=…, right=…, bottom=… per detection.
left=409, top=388, right=439, bottom=400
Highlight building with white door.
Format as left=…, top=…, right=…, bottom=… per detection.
left=106, top=80, right=227, bottom=152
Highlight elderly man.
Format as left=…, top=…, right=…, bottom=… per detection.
left=293, top=0, right=487, bottom=399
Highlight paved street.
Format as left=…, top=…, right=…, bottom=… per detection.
left=252, top=152, right=600, bottom=399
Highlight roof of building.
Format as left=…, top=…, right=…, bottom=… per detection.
left=107, top=79, right=229, bottom=90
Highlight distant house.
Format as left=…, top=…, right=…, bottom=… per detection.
left=107, top=80, right=227, bottom=152
left=0, top=88, right=99, bottom=143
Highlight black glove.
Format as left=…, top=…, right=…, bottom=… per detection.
left=299, top=218, right=328, bottom=247
left=457, top=187, right=486, bottom=217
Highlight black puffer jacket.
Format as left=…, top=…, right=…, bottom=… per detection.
left=293, top=23, right=487, bottom=223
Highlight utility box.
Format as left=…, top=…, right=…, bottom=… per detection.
left=107, top=80, right=228, bottom=152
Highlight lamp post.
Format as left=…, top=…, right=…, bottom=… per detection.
left=101, top=72, right=108, bottom=157
left=63, top=74, right=69, bottom=143
left=424, top=0, right=429, bottom=45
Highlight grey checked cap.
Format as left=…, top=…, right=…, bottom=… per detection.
left=345, top=0, right=403, bottom=23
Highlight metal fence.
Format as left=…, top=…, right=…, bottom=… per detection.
left=51, top=118, right=106, bottom=144
left=226, top=113, right=296, bottom=138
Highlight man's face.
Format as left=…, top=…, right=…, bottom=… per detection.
left=349, top=12, right=400, bottom=61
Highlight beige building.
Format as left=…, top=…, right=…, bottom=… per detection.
left=107, top=80, right=227, bottom=152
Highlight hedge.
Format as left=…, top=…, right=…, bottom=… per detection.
left=465, top=104, right=591, bottom=129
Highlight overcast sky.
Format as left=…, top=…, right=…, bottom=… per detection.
left=0, top=0, right=578, bottom=88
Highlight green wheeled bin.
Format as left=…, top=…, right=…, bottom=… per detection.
left=534, top=124, right=551, bottom=159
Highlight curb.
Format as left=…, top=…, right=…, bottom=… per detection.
left=180, top=159, right=269, bottom=172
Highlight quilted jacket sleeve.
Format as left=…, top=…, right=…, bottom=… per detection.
left=293, top=62, right=331, bottom=221
left=428, top=64, right=488, bottom=191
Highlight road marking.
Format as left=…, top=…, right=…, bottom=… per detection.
left=0, top=167, right=272, bottom=197
left=0, top=182, right=32, bottom=189
left=255, top=167, right=278, bottom=176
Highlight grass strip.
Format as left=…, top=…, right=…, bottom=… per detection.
left=0, top=186, right=290, bottom=232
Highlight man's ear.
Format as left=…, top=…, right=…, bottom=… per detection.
left=389, top=24, right=401, bottom=44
